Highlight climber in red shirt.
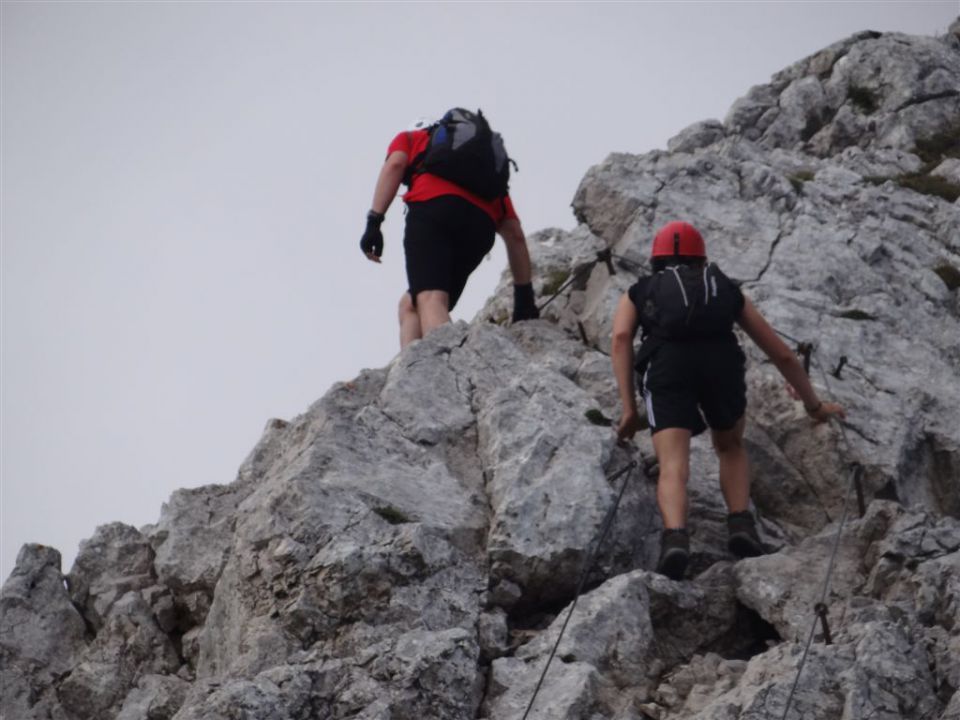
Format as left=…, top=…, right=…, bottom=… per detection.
left=360, top=111, right=539, bottom=348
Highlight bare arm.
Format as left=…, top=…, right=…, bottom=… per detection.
left=737, top=298, right=845, bottom=422
left=370, top=150, right=408, bottom=216
left=611, top=294, right=644, bottom=439
left=360, top=151, right=408, bottom=264
left=496, top=217, right=532, bottom=285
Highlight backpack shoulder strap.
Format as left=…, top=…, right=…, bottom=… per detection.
left=710, top=262, right=746, bottom=317
left=403, top=129, right=432, bottom=186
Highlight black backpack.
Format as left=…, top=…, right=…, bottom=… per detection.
left=634, top=263, right=742, bottom=374
left=639, top=263, right=741, bottom=339
left=410, top=108, right=514, bottom=200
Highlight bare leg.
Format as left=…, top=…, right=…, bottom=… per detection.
left=398, top=292, right=422, bottom=348
left=415, top=289, right=451, bottom=337
left=652, top=428, right=692, bottom=529
left=711, top=416, right=750, bottom=513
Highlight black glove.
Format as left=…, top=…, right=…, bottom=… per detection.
left=512, top=282, right=540, bottom=322
left=360, top=210, right=385, bottom=258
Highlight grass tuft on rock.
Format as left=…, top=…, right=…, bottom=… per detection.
left=789, top=171, right=816, bottom=193
left=542, top=269, right=572, bottom=297
left=913, top=124, right=960, bottom=165
left=896, top=174, right=960, bottom=203
left=865, top=170, right=960, bottom=203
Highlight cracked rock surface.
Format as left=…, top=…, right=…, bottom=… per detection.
left=4, top=21, right=960, bottom=720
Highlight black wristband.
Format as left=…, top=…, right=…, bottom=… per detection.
left=805, top=401, right=823, bottom=415
left=367, top=210, right=385, bottom=226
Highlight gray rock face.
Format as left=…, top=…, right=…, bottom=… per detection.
left=58, top=591, right=181, bottom=720
left=723, top=30, right=960, bottom=158
left=68, top=522, right=156, bottom=632
left=4, top=22, right=960, bottom=720
left=1, top=545, right=88, bottom=720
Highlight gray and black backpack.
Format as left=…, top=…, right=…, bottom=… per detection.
left=409, top=108, right=515, bottom=200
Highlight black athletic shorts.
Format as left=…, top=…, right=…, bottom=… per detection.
left=641, top=339, right=746, bottom=436
left=403, top=196, right=496, bottom=311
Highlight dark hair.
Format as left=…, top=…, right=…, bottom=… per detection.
left=651, top=256, right=706, bottom=273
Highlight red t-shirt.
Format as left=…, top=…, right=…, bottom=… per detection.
left=387, top=130, right=519, bottom=225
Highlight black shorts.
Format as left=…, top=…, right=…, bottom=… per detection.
left=641, top=340, right=746, bottom=436
left=404, top=196, right=496, bottom=311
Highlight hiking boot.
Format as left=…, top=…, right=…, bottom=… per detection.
left=656, top=528, right=690, bottom=581
left=727, top=511, right=764, bottom=558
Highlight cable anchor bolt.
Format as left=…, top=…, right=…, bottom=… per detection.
left=814, top=602, right=833, bottom=645
left=596, top=248, right=616, bottom=276
left=832, top=355, right=848, bottom=379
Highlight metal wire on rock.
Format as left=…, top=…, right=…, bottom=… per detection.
left=779, top=459, right=856, bottom=720
left=778, top=347, right=862, bottom=720
left=519, top=458, right=638, bottom=720
left=535, top=250, right=647, bottom=314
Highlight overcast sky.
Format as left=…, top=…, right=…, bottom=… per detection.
left=2, top=1, right=955, bottom=580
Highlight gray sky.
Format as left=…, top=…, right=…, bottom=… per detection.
left=2, top=1, right=955, bottom=579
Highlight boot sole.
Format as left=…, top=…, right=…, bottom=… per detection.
left=657, top=548, right=689, bottom=580
left=728, top=533, right=764, bottom=558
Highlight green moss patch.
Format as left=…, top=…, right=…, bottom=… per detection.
left=542, top=269, right=572, bottom=297
left=489, top=310, right=510, bottom=326
left=789, top=171, right=816, bottom=193
left=866, top=169, right=960, bottom=203
left=896, top=174, right=960, bottom=203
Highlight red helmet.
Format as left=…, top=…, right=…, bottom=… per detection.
left=651, top=221, right=706, bottom=258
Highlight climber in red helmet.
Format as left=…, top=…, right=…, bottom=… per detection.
left=611, top=220, right=845, bottom=581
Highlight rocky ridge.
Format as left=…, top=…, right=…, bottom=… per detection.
left=3, top=21, right=960, bottom=720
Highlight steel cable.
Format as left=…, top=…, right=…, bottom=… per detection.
left=520, top=458, right=638, bottom=720
left=778, top=350, right=860, bottom=720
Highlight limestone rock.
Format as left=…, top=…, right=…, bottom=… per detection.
left=116, top=674, right=189, bottom=720
left=4, top=21, right=960, bottom=720
left=68, top=521, right=156, bottom=632
left=725, top=30, right=960, bottom=158
left=667, top=119, right=726, bottom=154
left=933, top=157, right=960, bottom=185
left=58, top=591, right=181, bottom=719
left=1, top=545, right=88, bottom=720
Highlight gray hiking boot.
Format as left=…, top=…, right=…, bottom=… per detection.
left=656, top=528, right=690, bottom=581
left=727, top=511, right=764, bottom=558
